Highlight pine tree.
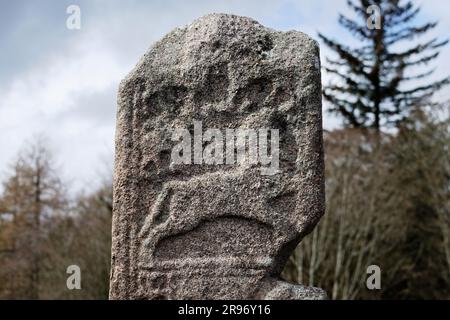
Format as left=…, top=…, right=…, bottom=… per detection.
left=319, top=0, right=449, bottom=130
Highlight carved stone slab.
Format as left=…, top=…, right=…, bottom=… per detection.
left=110, top=13, right=326, bottom=300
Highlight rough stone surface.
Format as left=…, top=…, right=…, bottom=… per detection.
left=110, top=13, right=326, bottom=300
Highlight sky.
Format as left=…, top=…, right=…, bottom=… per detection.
left=0, top=0, right=449, bottom=194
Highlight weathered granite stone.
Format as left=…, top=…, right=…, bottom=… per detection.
left=110, top=13, right=326, bottom=300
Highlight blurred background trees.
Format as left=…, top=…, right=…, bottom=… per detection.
left=283, top=0, right=449, bottom=299
left=0, top=140, right=112, bottom=299
left=282, top=104, right=450, bottom=299
left=319, top=0, right=449, bottom=129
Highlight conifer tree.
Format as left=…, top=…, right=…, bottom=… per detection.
left=319, top=0, right=449, bottom=129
